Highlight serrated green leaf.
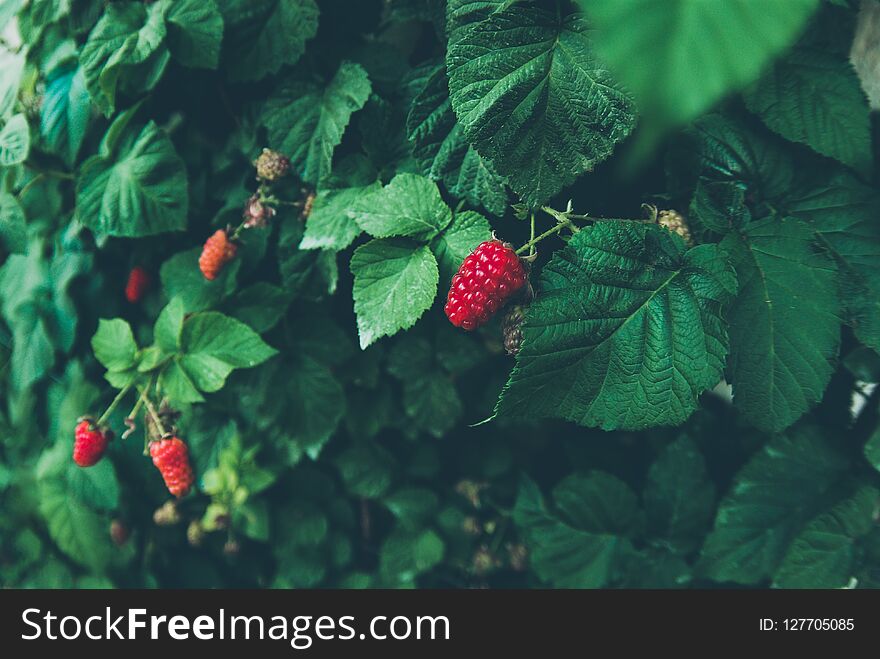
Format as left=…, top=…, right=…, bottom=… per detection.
left=430, top=210, right=493, bottom=287
left=217, top=0, right=318, bottom=82
left=351, top=239, right=439, bottom=349
left=263, top=61, right=371, bottom=185
left=78, top=1, right=168, bottom=115
left=154, top=297, right=185, bottom=353
left=76, top=121, right=188, bottom=237
left=0, top=192, right=27, bottom=255
left=774, top=486, right=879, bottom=588
left=644, top=436, right=715, bottom=554
left=743, top=47, right=871, bottom=172
left=447, top=1, right=635, bottom=207
left=513, top=476, right=632, bottom=588
left=91, top=318, right=137, bottom=372
left=178, top=311, right=277, bottom=392
left=496, top=222, right=736, bottom=430
left=41, top=67, right=91, bottom=165
left=406, top=64, right=507, bottom=215
left=349, top=173, right=452, bottom=240
left=0, top=114, right=30, bottom=167
left=163, top=0, right=223, bottom=69
left=585, top=0, right=818, bottom=129
left=0, top=50, right=25, bottom=120
left=785, top=173, right=880, bottom=352
left=300, top=182, right=380, bottom=252
left=159, top=359, right=204, bottom=404
left=699, top=427, right=849, bottom=584
left=383, top=488, right=440, bottom=528
left=11, top=307, right=54, bottom=390
left=721, top=216, right=839, bottom=433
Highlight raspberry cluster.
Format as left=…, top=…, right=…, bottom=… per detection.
left=445, top=240, right=526, bottom=330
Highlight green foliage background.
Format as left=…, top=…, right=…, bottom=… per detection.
left=1, top=0, right=879, bottom=589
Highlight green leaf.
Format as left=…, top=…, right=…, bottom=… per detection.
left=496, top=222, right=736, bottom=430
left=154, top=297, right=186, bottom=353
left=699, top=427, right=849, bottom=585
left=217, top=0, right=318, bottom=82
left=38, top=476, right=114, bottom=571
left=513, top=476, right=633, bottom=588
left=553, top=472, right=641, bottom=538
left=159, top=360, right=204, bottom=404
left=585, top=0, right=819, bottom=129
left=0, top=50, right=25, bottom=120
left=0, top=192, right=27, bottom=255
left=161, top=247, right=239, bottom=312
left=76, top=121, right=188, bottom=237
left=263, top=61, right=371, bottom=185
left=380, top=529, right=445, bottom=582
left=348, top=173, right=452, bottom=240
left=406, top=64, right=507, bottom=216
left=785, top=173, right=880, bottom=352
left=91, top=319, right=137, bottom=372
left=300, top=182, right=381, bottom=252
left=11, top=307, right=54, bottom=390
left=667, top=114, right=796, bottom=205
left=430, top=210, right=493, bottom=287
left=41, top=67, right=91, bottom=165
left=178, top=311, right=277, bottom=392
left=866, top=428, right=880, bottom=475
left=774, top=486, right=879, bottom=589
left=164, top=0, right=223, bottom=69
left=743, top=47, right=871, bottom=173
left=350, top=239, right=439, bottom=349
left=644, top=436, right=715, bottom=554
left=0, top=114, right=30, bottom=167
left=334, top=443, right=396, bottom=499
left=446, top=1, right=635, bottom=207
left=402, top=372, right=463, bottom=439
left=224, top=282, right=290, bottom=333
left=383, top=488, right=440, bottom=529
left=721, top=216, right=839, bottom=433
left=78, top=1, right=168, bottom=116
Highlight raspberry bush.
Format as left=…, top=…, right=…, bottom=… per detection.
left=0, top=0, right=879, bottom=590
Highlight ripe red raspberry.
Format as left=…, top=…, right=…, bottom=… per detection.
left=73, top=419, right=109, bottom=467
left=150, top=436, right=194, bottom=498
left=198, top=229, right=237, bottom=281
left=445, top=240, right=526, bottom=330
left=124, top=266, right=149, bottom=303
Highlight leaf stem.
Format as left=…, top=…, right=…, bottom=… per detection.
left=142, top=388, right=167, bottom=438
left=96, top=383, right=134, bottom=426
left=514, top=220, right=571, bottom=255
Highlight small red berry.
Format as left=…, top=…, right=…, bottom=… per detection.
left=150, top=436, right=194, bottom=498
left=198, top=229, right=237, bottom=281
left=110, top=519, right=129, bottom=546
left=73, top=419, right=109, bottom=467
left=125, top=266, right=149, bottom=303
left=444, top=240, right=526, bottom=330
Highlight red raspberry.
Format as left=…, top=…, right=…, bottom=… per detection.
left=73, top=419, right=108, bottom=467
left=198, top=229, right=237, bottom=281
left=125, top=266, right=149, bottom=303
left=444, top=240, right=526, bottom=330
left=150, top=436, right=194, bottom=498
